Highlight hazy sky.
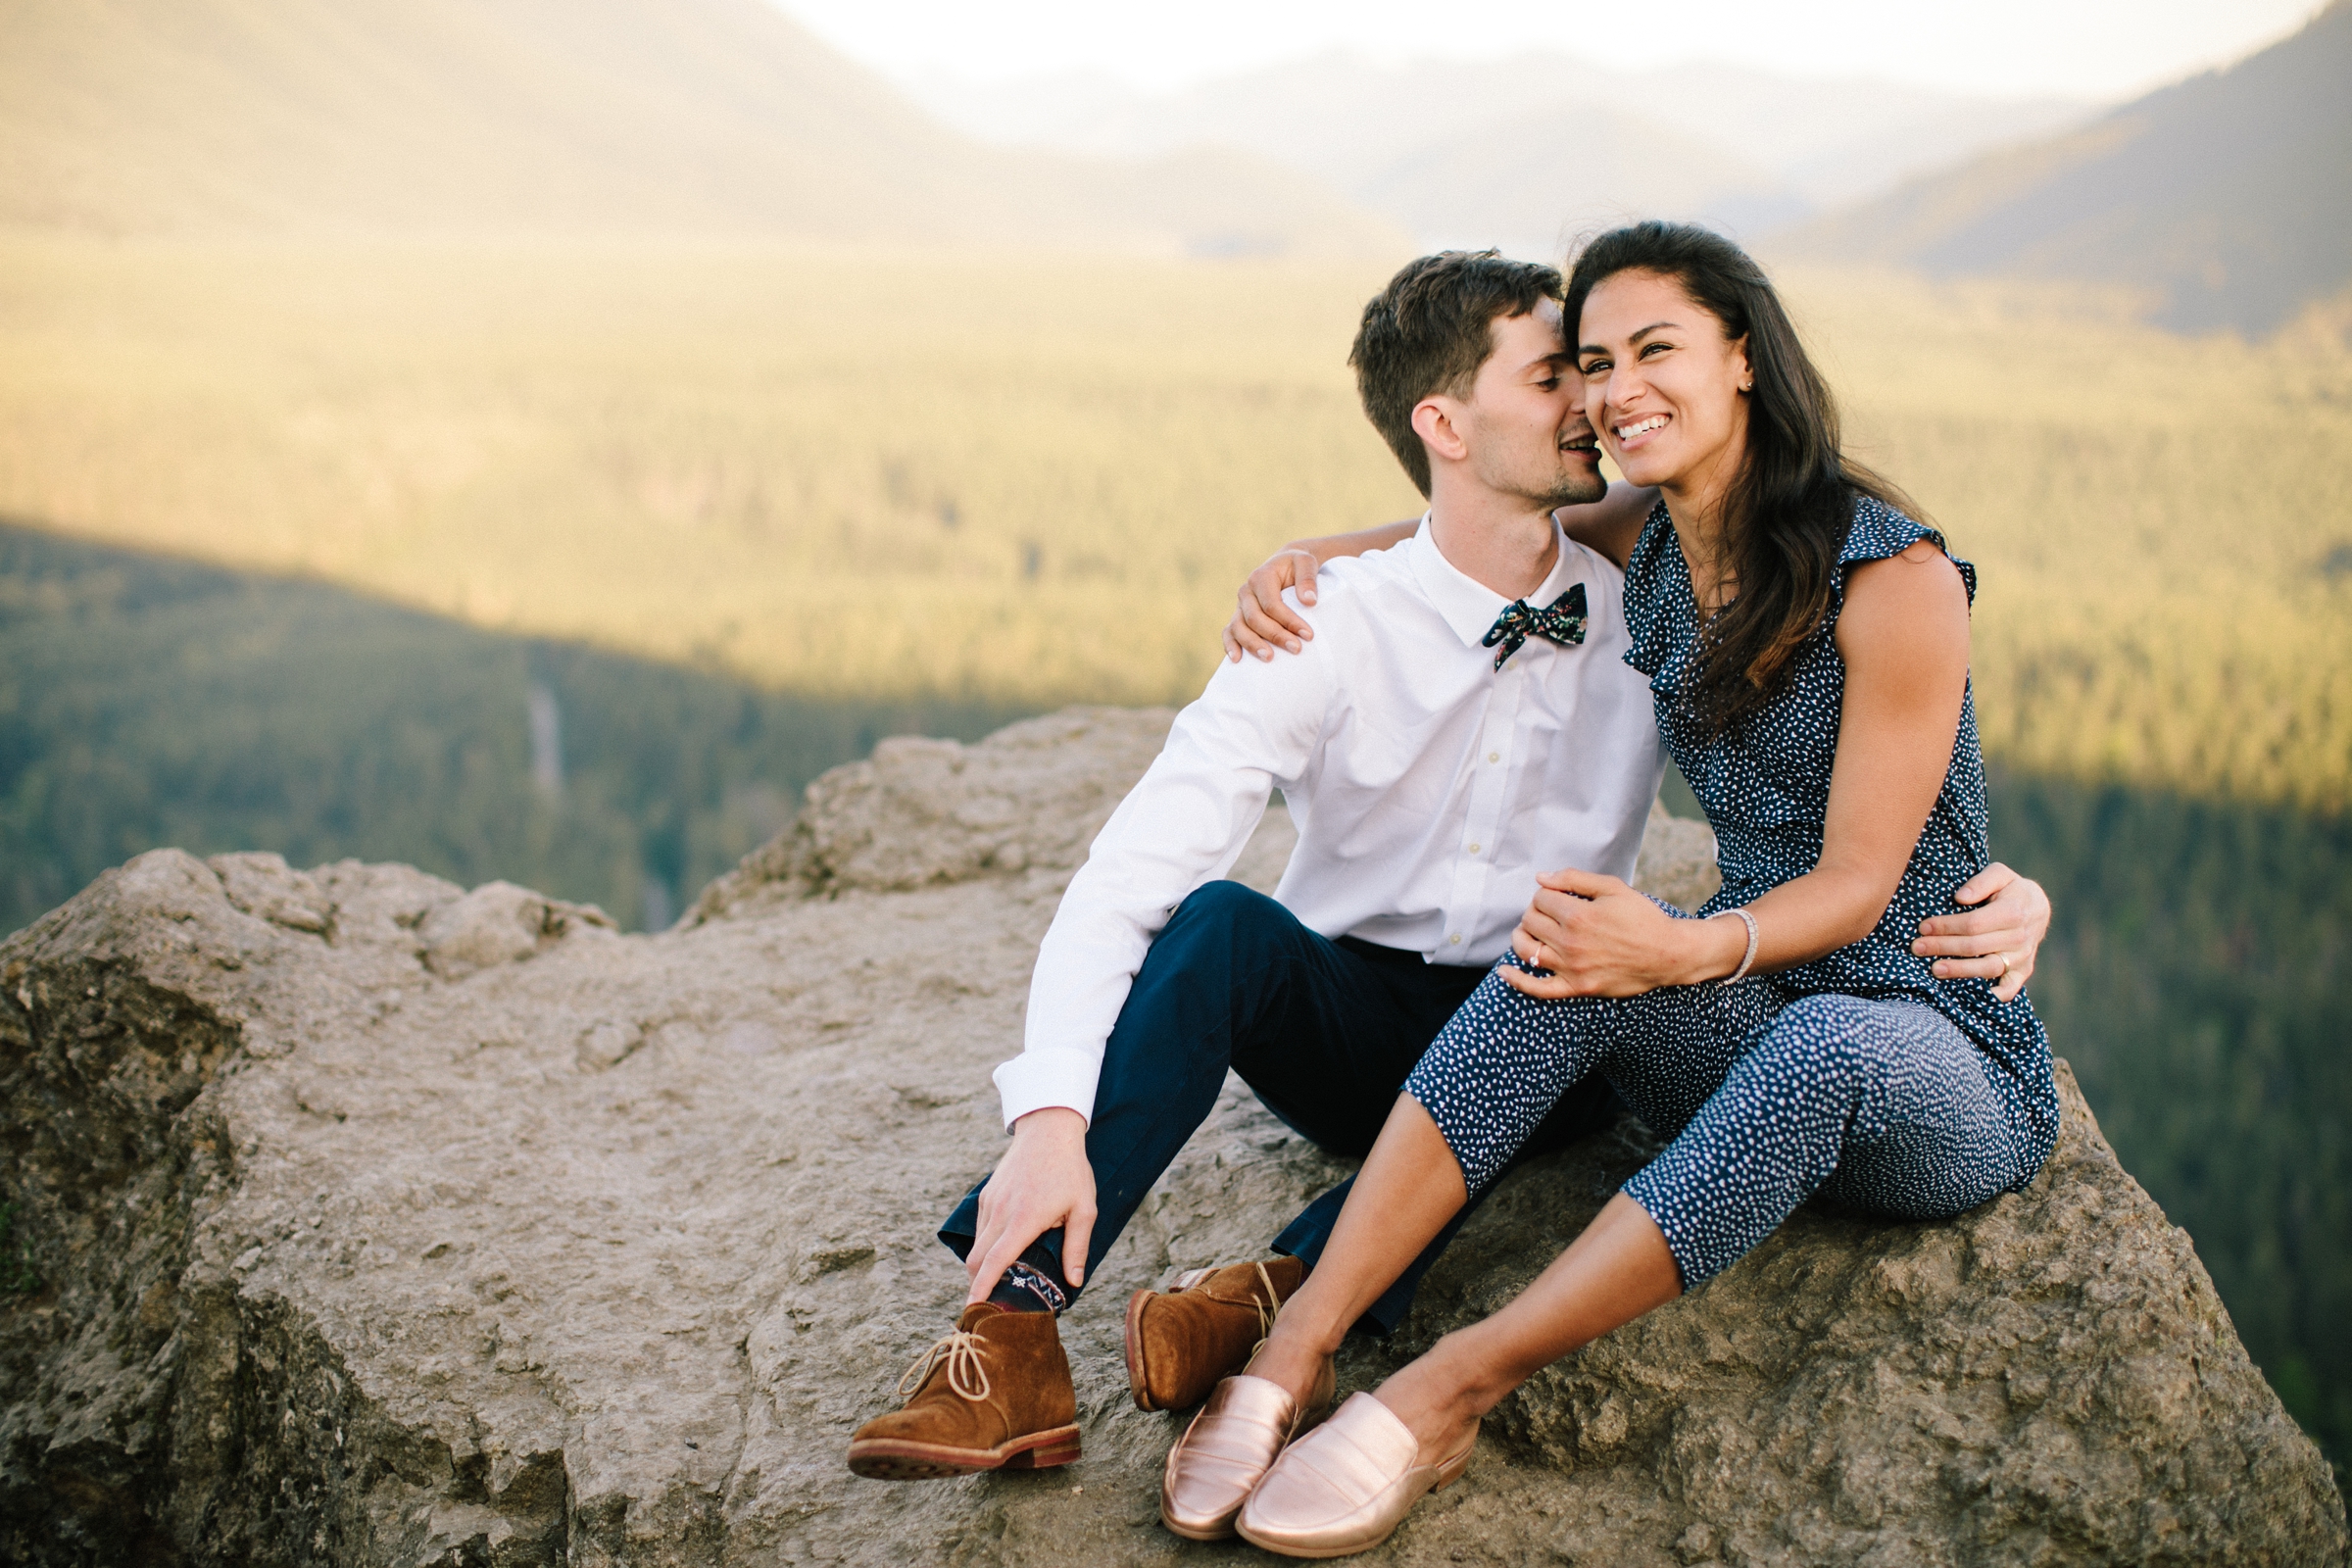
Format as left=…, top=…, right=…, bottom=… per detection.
left=772, top=0, right=2323, bottom=102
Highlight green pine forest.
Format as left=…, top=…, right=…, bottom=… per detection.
left=5, top=521, right=2345, bottom=1482
left=0, top=523, right=1030, bottom=933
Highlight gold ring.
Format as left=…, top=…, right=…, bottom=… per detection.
left=1995, top=953, right=2011, bottom=980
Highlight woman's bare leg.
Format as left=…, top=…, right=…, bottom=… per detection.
left=1250, top=1092, right=1682, bottom=1468
left=1370, top=1191, right=1680, bottom=1461
left=1247, top=1095, right=1467, bottom=1403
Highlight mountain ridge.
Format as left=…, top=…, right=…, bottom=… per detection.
left=0, top=0, right=1404, bottom=257
left=1770, top=0, right=2352, bottom=334
left=914, top=50, right=2094, bottom=253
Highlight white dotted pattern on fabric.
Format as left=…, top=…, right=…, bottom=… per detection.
left=1402, top=498, right=2062, bottom=1288
left=1408, top=964, right=2029, bottom=1285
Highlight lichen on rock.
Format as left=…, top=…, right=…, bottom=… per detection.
left=0, top=709, right=2342, bottom=1566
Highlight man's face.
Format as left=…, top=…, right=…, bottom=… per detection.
left=1443, top=300, right=1607, bottom=510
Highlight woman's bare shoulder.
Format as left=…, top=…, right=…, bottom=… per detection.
left=1838, top=543, right=1969, bottom=659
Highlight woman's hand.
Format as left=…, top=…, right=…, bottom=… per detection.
left=1221, top=548, right=1321, bottom=662
left=1912, top=862, right=2049, bottom=1003
left=1499, top=868, right=1745, bottom=999
left=1219, top=518, right=1419, bottom=662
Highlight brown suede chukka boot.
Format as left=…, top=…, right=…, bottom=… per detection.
left=847, top=1303, right=1080, bottom=1480
left=1124, top=1256, right=1306, bottom=1412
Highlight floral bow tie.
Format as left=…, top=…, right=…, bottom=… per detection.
left=1481, top=582, right=1589, bottom=670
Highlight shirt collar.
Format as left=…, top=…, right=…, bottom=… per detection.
left=1403, top=511, right=1584, bottom=652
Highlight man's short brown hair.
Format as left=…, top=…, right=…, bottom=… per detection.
left=1348, top=251, right=1565, bottom=498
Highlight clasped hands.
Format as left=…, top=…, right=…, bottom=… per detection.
left=1501, top=868, right=1719, bottom=998
left=1502, top=862, right=2048, bottom=1002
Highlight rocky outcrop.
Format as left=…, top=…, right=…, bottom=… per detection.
left=0, top=708, right=2342, bottom=1567
left=686, top=708, right=1189, bottom=917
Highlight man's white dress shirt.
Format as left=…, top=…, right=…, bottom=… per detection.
left=994, top=516, right=1665, bottom=1128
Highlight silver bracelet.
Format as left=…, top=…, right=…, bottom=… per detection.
left=1716, top=907, right=1759, bottom=986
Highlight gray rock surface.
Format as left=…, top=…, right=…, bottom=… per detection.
left=0, top=708, right=2341, bottom=1567
left=687, top=708, right=1187, bottom=919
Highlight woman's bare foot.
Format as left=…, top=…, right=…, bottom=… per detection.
left=1366, top=1339, right=1490, bottom=1467
left=1244, top=1321, right=1333, bottom=1411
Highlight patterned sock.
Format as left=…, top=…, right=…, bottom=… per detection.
left=987, top=1255, right=1071, bottom=1315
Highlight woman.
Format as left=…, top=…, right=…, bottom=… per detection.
left=1170, top=221, right=2062, bottom=1558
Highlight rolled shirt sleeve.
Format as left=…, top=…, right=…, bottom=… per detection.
left=994, top=609, right=1335, bottom=1128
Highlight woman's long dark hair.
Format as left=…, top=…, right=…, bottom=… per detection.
left=1564, top=221, right=1926, bottom=733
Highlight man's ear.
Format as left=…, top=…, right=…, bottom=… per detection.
left=1411, top=397, right=1469, bottom=466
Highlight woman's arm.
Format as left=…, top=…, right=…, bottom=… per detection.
left=1221, top=518, right=1418, bottom=662
left=1505, top=541, right=1973, bottom=996
left=1223, top=481, right=1659, bottom=661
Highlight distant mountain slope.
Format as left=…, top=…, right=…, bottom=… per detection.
left=1348, top=103, right=1803, bottom=258
left=1776, top=1, right=2352, bottom=334
left=918, top=52, right=2090, bottom=254
left=0, top=0, right=1401, bottom=256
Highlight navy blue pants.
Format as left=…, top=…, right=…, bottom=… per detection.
left=939, top=881, right=1621, bottom=1333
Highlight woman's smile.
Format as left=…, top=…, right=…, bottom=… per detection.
left=1613, top=413, right=1670, bottom=449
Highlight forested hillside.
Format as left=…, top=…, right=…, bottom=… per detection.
left=2, top=246, right=2343, bottom=812
left=0, top=523, right=1021, bottom=933
left=1990, top=772, right=2351, bottom=1465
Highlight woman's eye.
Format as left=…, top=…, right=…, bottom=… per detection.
left=1641, top=342, right=1671, bottom=358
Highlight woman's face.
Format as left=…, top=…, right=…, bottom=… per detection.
left=1576, top=270, right=1752, bottom=499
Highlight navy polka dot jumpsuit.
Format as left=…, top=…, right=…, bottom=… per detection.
left=1404, top=499, right=2062, bottom=1288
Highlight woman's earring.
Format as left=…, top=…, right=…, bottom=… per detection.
left=1740, top=380, right=1753, bottom=393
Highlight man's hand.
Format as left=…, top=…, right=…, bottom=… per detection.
left=1912, top=862, right=2050, bottom=1004
left=1222, top=548, right=1320, bottom=663
left=964, top=1106, right=1097, bottom=1306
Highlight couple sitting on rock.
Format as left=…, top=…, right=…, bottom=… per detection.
left=848, top=223, right=2062, bottom=1558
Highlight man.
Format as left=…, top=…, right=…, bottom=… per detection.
left=846, top=252, right=2048, bottom=1483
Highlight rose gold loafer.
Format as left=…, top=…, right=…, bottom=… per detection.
left=1234, top=1392, right=1477, bottom=1558
left=1158, top=1360, right=1337, bottom=1542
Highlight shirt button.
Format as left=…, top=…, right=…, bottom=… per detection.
left=1448, top=933, right=1462, bottom=945
left=1468, top=843, right=1480, bottom=855
left=1488, top=752, right=1500, bottom=763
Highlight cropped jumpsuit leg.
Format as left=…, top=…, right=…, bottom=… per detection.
left=1403, top=957, right=2042, bottom=1288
